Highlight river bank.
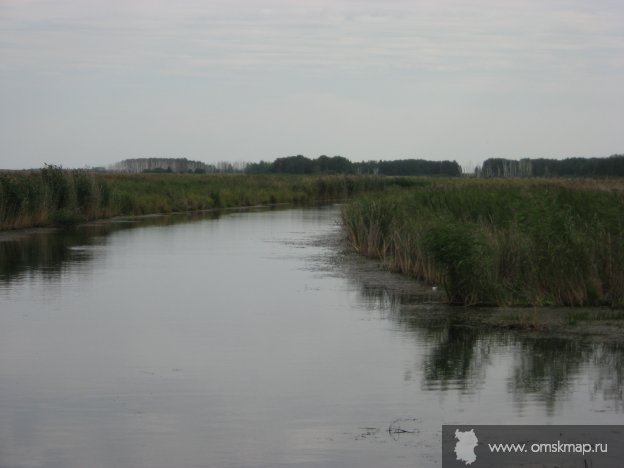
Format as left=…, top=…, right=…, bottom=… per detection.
left=329, top=235, right=624, bottom=342
left=341, top=178, right=624, bottom=307
left=0, top=167, right=403, bottom=230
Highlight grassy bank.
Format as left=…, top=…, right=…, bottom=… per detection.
left=0, top=167, right=400, bottom=230
left=342, top=178, right=624, bottom=307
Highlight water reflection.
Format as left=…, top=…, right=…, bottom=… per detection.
left=348, top=266, right=624, bottom=413
left=3, top=209, right=623, bottom=414
left=0, top=212, right=222, bottom=286
left=422, top=325, right=491, bottom=393
left=509, top=337, right=591, bottom=412
left=0, top=205, right=622, bottom=468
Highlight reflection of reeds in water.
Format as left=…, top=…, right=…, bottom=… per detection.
left=0, top=223, right=122, bottom=285
left=357, top=285, right=438, bottom=312
left=0, top=211, right=222, bottom=285
left=342, top=178, right=624, bottom=307
left=592, top=344, right=624, bottom=412
left=510, top=338, right=591, bottom=410
left=0, top=232, right=81, bottom=281
left=508, top=339, right=624, bottom=415
left=345, top=256, right=624, bottom=410
left=404, top=302, right=622, bottom=408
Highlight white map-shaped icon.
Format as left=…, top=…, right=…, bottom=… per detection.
left=454, top=429, right=478, bottom=465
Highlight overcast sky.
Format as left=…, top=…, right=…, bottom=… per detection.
left=1, top=0, right=623, bottom=170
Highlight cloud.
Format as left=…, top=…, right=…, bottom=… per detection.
left=1, top=0, right=623, bottom=168
left=2, top=0, right=623, bottom=76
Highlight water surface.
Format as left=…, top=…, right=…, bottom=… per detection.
left=0, top=206, right=622, bottom=468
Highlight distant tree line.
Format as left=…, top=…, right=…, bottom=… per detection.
left=246, top=155, right=462, bottom=176
left=110, top=154, right=624, bottom=178
left=110, top=158, right=249, bottom=174
left=477, top=155, right=624, bottom=177
left=111, top=158, right=210, bottom=173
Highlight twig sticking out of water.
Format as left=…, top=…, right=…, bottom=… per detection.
left=388, top=418, right=420, bottom=435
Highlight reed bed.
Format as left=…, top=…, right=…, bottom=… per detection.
left=0, top=167, right=399, bottom=230
left=342, top=178, right=624, bottom=307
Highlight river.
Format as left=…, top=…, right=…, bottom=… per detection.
left=0, top=205, right=622, bottom=468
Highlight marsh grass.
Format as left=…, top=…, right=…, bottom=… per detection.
left=0, top=166, right=114, bottom=229
left=342, top=178, right=624, bottom=307
left=0, top=169, right=395, bottom=230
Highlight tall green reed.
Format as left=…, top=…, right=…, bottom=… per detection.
left=342, top=179, right=624, bottom=307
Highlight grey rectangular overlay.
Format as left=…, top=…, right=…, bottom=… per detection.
left=442, top=425, right=623, bottom=467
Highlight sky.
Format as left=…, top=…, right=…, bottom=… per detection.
left=1, top=0, right=623, bottom=170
